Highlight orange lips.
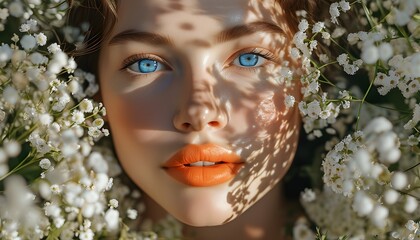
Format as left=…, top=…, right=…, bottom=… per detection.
left=162, top=144, right=244, bottom=187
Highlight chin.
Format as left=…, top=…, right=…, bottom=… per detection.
left=165, top=187, right=238, bottom=227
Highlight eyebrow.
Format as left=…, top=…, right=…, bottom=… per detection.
left=216, top=21, right=285, bottom=43
left=109, top=30, right=174, bottom=46
left=108, top=21, right=284, bottom=46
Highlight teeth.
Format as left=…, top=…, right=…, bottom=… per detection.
left=189, top=161, right=216, bottom=167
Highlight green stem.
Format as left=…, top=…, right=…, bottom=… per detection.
left=355, top=64, right=377, bottom=130
left=0, top=150, right=36, bottom=182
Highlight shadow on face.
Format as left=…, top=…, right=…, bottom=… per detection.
left=98, top=0, right=302, bottom=227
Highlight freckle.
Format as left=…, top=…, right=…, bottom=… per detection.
left=180, top=22, right=194, bottom=30
left=169, top=2, right=184, bottom=10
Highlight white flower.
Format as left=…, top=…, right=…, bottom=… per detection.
left=319, top=54, right=329, bottom=63
left=361, top=44, right=379, bottom=64
left=19, top=23, right=30, bottom=32
left=102, top=129, right=110, bottom=136
left=339, top=0, right=351, bottom=12
left=407, top=135, right=420, bottom=146
left=8, top=1, right=24, bottom=18
left=88, top=127, right=102, bottom=138
left=105, top=208, right=119, bottom=231
left=71, top=110, right=85, bottom=124
left=44, top=202, right=61, bottom=218
left=54, top=217, right=65, bottom=228
left=321, top=32, right=330, bottom=40
left=92, top=118, right=104, bottom=128
left=301, top=188, right=316, bottom=202
left=3, top=85, right=19, bottom=105
left=293, top=31, right=306, bottom=47
left=26, top=19, right=37, bottom=29
left=109, top=199, right=119, bottom=208
left=0, top=163, right=9, bottom=176
left=87, top=152, right=109, bottom=173
left=66, top=57, right=77, bottom=72
left=391, top=172, right=408, bottom=190
left=369, top=205, right=389, bottom=228
left=312, top=22, right=325, bottom=33
left=394, top=8, right=411, bottom=26
left=289, top=48, right=300, bottom=60
left=79, top=99, right=93, bottom=113
left=329, top=2, right=340, bottom=24
left=378, top=43, right=393, bottom=62
left=379, top=147, right=401, bottom=165
left=383, top=189, right=399, bottom=205
left=50, top=184, right=61, bottom=194
left=376, top=131, right=398, bottom=153
left=331, top=27, right=346, bottom=38
left=357, top=31, right=368, bottom=41
left=0, top=44, right=13, bottom=63
left=39, top=158, right=51, bottom=170
left=353, top=191, right=374, bottom=216
left=47, top=43, right=61, bottom=54
left=79, top=229, right=94, bottom=240
left=284, top=95, right=295, bottom=108
left=404, top=196, right=418, bottom=213
left=34, top=33, right=47, bottom=46
left=293, top=220, right=316, bottom=240
left=337, top=53, right=349, bottom=65
left=298, top=19, right=309, bottom=32
left=364, top=117, right=393, bottom=134
left=0, top=149, right=7, bottom=163
left=0, top=8, right=9, bottom=20
left=347, top=33, right=359, bottom=45
left=4, top=140, right=21, bottom=157
left=38, top=113, right=53, bottom=125
left=353, top=149, right=372, bottom=176
left=127, top=209, right=138, bottom=220
left=406, top=220, right=419, bottom=232
left=307, top=100, right=321, bottom=119
left=29, top=52, right=46, bottom=65
left=20, top=35, right=36, bottom=50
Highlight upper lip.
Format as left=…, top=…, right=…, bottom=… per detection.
left=162, top=143, right=242, bottom=168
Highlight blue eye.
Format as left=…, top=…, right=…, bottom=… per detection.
left=127, top=58, right=164, bottom=74
left=234, top=53, right=266, bottom=67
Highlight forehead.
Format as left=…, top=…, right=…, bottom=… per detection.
left=112, top=0, right=284, bottom=37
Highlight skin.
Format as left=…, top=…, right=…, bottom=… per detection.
left=98, top=0, right=301, bottom=238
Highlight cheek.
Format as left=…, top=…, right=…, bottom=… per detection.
left=256, top=97, right=278, bottom=127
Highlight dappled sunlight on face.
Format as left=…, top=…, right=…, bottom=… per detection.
left=98, top=0, right=302, bottom=227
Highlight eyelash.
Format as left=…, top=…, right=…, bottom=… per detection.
left=120, top=53, right=170, bottom=71
left=229, top=48, right=277, bottom=70
left=120, top=48, right=277, bottom=75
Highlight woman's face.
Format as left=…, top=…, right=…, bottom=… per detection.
left=99, top=0, right=301, bottom=226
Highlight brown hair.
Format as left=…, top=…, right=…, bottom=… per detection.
left=67, top=0, right=321, bottom=74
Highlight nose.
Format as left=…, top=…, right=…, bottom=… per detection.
left=173, top=82, right=227, bottom=132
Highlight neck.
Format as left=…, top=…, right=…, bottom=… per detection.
left=142, top=184, right=290, bottom=240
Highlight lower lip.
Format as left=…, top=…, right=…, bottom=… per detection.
left=164, top=163, right=244, bottom=187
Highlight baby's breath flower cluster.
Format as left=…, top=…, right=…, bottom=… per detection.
left=294, top=0, right=420, bottom=239
left=0, top=1, right=185, bottom=239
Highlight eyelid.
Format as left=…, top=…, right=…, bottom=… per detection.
left=120, top=53, right=172, bottom=71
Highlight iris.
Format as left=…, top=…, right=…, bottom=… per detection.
left=238, top=53, right=259, bottom=67
left=137, top=59, right=159, bottom=73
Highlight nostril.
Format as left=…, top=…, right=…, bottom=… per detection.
left=182, top=123, right=191, bottom=129
left=208, top=121, right=220, bottom=127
